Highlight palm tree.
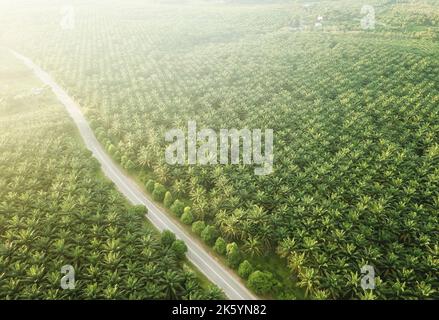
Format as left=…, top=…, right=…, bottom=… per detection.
left=144, top=282, right=164, bottom=299
left=359, top=290, right=377, bottom=300
left=124, top=275, right=140, bottom=293
left=103, top=284, right=119, bottom=299
left=416, top=281, right=435, bottom=298
left=345, top=271, right=361, bottom=297
left=313, top=289, right=330, bottom=300
left=204, top=285, right=225, bottom=300
left=84, top=283, right=99, bottom=299
left=4, top=278, right=20, bottom=295
left=298, top=267, right=319, bottom=298
left=193, top=199, right=208, bottom=220
left=288, top=252, right=305, bottom=274
left=243, top=236, right=263, bottom=257
left=22, top=284, right=42, bottom=299
left=172, top=179, right=186, bottom=197
left=142, top=263, right=162, bottom=283
left=137, top=146, right=150, bottom=168
left=391, top=279, right=406, bottom=298
left=219, top=215, right=240, bottom=241
left=190, top=186, right=206, bottom=204
left=161, top=271, right=184, bottom=300
left=258, top=224, right=273, bottom=249
left=183, top=278, right=201, bottom=300
left=83, top=261, right=100, bottom=280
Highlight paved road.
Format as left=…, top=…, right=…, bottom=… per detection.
left=11, top=50, right=257, bottom=300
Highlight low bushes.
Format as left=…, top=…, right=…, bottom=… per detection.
left=152, top=183, right=167, bottom=202
left=163, top=191, right=173, bottom=208
left=171, top=239, right=188, bottom=260
left=171, top=199, right=185, bottom=217
left=247, top=271, right=277, bottom=295
left=192, top=221, right=206, bottom=235
left=238, top=260, right=253, bottom=279
left=181, top=207, right=194, bottom=225
left=226, top=242, right=241, bottom=268
left=145, top=180, right=155, bottom=193
left=161, top=230, right=176, bottom=247
left=201, top=225, right=218, bottom=246
left=213, top=237, right=227, bottom=255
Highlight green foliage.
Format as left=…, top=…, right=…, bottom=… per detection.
left=145, top=180, right=155, bottom=194
left=124, top=159, right=136, bottom=170
left=163, top=191, right=173, bottom=208
left=171, top=240, right=188, bottom=260
left=238, top=260, right=253, bottom=279
left=107, top=144, right=116, bottom=155
left=226, top=242, right=241, bottom=269
left=113, top=151, right=121, bottom=162
left=247, top=271, right=277, bottom=295
left=128, top=205, right=148, bottom=218
left=161, top=230, right=176, bottom=248
left=204, top=285, right=226, bottom=300
left=170, top=199, right=185, bottom=217
left=191, top=221, right=206, bottom=236
left=0, top=56, right=222, bottom=299
left=180, top=207, right=194, bottom=225
left=152, top=183, right=167, bottom=202
left=5, top=0, right=439, bottom=299
left=201, top=225, right=218, bottom=246
left=213, top=237, right=227, bottom=256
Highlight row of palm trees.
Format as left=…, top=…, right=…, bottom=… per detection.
left=9, top=1, right=439, bottom=299
left=0, top=92, right=223, bottom=300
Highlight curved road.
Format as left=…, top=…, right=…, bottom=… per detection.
left=11, top=49, right=257, bottom=300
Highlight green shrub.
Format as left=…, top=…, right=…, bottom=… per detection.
left=138, top=171, right=148, bottom=182
left=163, top=191, right=173, bottom=208
left=145, top=180, right=155, bottom=193
left=201, top=225, right=217, bottom=246
left=161, top=230, right=176, bottom=247
left=204, top=285, right=226, bottom=300
left=124, top=159, right=136, bottom=170
left=226, top=242, right=241, bottom=268
left=181, top=207, right=194, bottom=225
left=107, top=144, right=116, bottom=154
left=192, top=221, right=206, bottom=235
left=238, top=260, right=253, bottom=279
left=247, top=271, right=276, bottom=295
left=127, top=205, right=147, bottom=217
left=152, top=183, right=167, bottom=202
left=171, top=240, right=187, bottom=260
left=113, top=151, right=121, bottom=162
left=213, top=237, right=227, bottom=255
left=277, top=292, right=297, bottom=300
left=170, top=199, right=185, bottom=217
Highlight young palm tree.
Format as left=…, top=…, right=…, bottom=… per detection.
left=84, top=283, right=99, bottom=299
left=298, top=267, right=319, bottom=298
left=359, top=290, right=377, bottom=300
left=161, top=271, right=184, bottom=300
left=288, top=252, right=305, bottom=274
left=243, top=236, right=263, bottom=258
